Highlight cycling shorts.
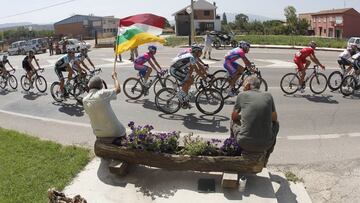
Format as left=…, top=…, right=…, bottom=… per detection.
left=55, top=66, right=67, bottom=80
left=294, top=57, right=307, bottom=71
left=170, top=66, right=190, bottom=86
left=223, top=60, right=240, bottom=76
left=134, top=64, right=149, bottom=77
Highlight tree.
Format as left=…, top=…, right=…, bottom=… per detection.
left=235, top=13, right=249, bottom=32
left=284, top=6, right=298, bottom=34
left=297, top=18, right=310, bottom=35
left=222, top=12, right=228, bottom=25
left=164, top=19, right=171, bottom=28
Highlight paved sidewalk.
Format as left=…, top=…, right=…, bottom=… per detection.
left=63, top=157, right=311, bottom=203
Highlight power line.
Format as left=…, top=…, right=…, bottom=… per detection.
left=0, top=0, right=76, bottom=20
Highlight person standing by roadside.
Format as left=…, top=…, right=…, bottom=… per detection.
left=203, top=30, right=213, bottom=59
left=48, top=37, right=54, bottom=56
left=129, top=47, right=138, bottom=62
left=114, top=39, right=122, bottom=62
left=230, top=76, right=279, bottom=166
left=83, top=72, right=126, bottom=144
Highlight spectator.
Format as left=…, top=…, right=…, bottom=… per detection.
left=48, top=37, right=54, bottom=56
left=83, top=72, right=125, bottom=145
left=129, top=46, right=138, bottom=62
left=203, top=30, right=213, bottom=59
left=114, top=39, right=122, bottom=62
left=230, top=76, right=279, bottom=166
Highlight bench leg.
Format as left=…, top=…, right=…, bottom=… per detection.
left=108, top=159, right=130, bottom=176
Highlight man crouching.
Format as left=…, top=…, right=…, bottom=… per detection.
left=231, top=76, right=279, bottom=167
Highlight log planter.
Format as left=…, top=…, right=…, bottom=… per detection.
left=94, top=140, right=266, bottom=173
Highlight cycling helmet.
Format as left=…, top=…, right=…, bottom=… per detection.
left=28, top=50, right=34, bottom=55
left=2, top=55, right=7, bottom=60
left=309, top=41, right=317, bottom=49
left=238, top=41, right=251, bottom=50
left=191, top=44, right=203, bottom=53
left=148, top=45, right=157, bottom=52
left=67, top=48, right=75, bottom=53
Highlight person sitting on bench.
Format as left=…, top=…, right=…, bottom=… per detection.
left=83, top=72, right=125, bottom=145
left=230, top=76, right=279, bottom=167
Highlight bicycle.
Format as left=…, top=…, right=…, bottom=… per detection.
left=340, top=71, right=360, bottom=96
left=0, top=69, right=17, bottom=90
left=123, top=70, right=175, bottom=100
left=280, top=65, right=327, bottom=95
left=212, top=64, right=268, bottom=100
left=72, top=68, right=107, bottom=100
left=155, top=76, right=224, bottom=115
left=20, top=68, right=47, bottom=93
left=194, top=67, right=227, bottom=90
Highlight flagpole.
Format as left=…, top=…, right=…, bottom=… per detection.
left=114, top=21, right=120, bottom=74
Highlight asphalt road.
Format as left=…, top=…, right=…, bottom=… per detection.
left=1, top=46, right=360, bottom=165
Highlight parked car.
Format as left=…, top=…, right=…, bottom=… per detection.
left=7, top=41, right=27, bottom=55
left=24, top=38, right=48, bottom=54
left=347, top=37, right=360, bottom=49
left=54, top=38, right=91, bottom=54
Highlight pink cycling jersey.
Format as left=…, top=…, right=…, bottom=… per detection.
left=134, top=52, right=154, bottom=66
left=224, top=48, right=246, bottom=63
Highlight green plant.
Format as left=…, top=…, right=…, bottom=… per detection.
left=180, top=134, right=220, bottom=156
left=285, top=171, right=304, bottom=183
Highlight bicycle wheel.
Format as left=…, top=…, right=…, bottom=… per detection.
left=340, top=75, right=357, bottom=96
left=195, top=88, right=224, bottom=115
left=155, top=87, right=181, bottom=114
left=153, top=75, right=176, bottom=95
left=35, top=76, right=47, bottom=93
left=123, top=77, right=143, bottom=100
left=212, top=69, right=227, bottom=78
left=280, top=73, right=300, bottom=95
left=50, top=82, right=63, bottom=102
left=310, top=73, right=327, bottom=94
left=20, top=75, right=31, bottom=91
left=8, top=75, right=18, bottom=89
left=73, top=83, right=87, bottom=101
left=259, top=78, right=268, bottom=91
left=327, top=71, right=343, bottom=91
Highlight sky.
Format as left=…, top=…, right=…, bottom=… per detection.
left=0, top=0, right=360, bottom=24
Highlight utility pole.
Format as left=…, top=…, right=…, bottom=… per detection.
left=190, top=0, right=195, bottom=44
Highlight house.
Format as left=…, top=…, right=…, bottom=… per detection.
left=300, top=8, right=360, bottom=38
left=54, top=15, right=119, bottom=39
left=172, top=0, right=221, bottom=36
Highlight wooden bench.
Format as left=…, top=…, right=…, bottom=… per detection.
left=94, top=140, right=267, bottom=189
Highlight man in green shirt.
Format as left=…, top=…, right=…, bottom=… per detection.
left=231, top=76, right=279, bottom=166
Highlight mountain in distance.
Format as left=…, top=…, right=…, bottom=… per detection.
left=0, top=22, right=54, bottom=31
left=223, top=12, right=281, bottom=22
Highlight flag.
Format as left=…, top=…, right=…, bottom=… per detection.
left=115, top=13, right=166, bottom=54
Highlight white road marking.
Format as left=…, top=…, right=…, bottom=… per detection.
left=0, top=109, right=359, bottom=141
left=254, top=59, right=339, bottom=70
left=101, top=58, right=133, bottom=66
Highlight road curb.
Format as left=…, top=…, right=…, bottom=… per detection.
left=179, top=44, right=343, bottom=52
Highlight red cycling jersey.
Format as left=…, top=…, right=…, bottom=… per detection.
left=294, top=47, right=314, bottom=70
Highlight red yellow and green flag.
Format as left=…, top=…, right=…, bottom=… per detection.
left=115, top=13, right=166, bottom=54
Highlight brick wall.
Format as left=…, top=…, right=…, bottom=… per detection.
left=343, top=10, right=360, bottom=38
left=54, top=22, right=90, bottom=38
left=194, top=10, right=214, bottom=20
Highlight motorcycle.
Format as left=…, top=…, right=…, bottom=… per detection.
left=210, top=31, right=238, bottom=49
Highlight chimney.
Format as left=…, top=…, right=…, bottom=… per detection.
left=213, top=2, right=216, bottom=6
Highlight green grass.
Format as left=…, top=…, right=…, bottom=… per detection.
left=0, top=128, right=91, bottom=203
left=164, top=35, right=347, bottom=48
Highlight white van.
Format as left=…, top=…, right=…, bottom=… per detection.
left=7, top=41, right=27, bottom=55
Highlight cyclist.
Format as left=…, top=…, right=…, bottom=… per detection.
left=177, top=46, right=209, bottom=72
left=170, top=44, right=207, bottom=107
left=223, top=41, right=252, bottom=97
left=338, top=44, right=358, bottom=74
left=0, top=55, right=15, bottom=76
left=293, top=41, right=325, bottom=92
left=54, top=48, right=75, bottom=98
left=133, top=45, right=162, bottom=86
left=73, top=48, right=95, bottom=76
left=22, top=50, right=41, bottom=83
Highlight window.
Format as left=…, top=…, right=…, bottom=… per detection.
left=323, top=17, right=327, bottom=23
left=204, top=10, right=210, bottom=16
left=335, top=16, right=343, bottom=24
left=318, top=17, right=321, bottom=22
left=324, top=29, right=327, bottom=33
